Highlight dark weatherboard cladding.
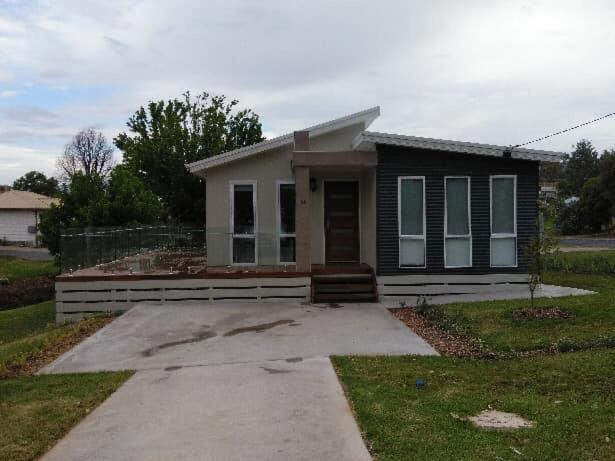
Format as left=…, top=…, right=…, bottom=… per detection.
left=376, top=145, right=539, bottom=276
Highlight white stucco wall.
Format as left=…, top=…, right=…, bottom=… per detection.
left=0, top=210, right=38, bottom=243
left=204, top=121, right=373, bottom=267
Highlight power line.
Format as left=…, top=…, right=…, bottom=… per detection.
left=512, top=112, right=615, bottom=149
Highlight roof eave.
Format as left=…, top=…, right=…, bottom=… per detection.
left=353, top=131, right=566, bottom=163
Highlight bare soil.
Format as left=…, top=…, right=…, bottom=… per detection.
left=0, top=276, right=55, bottom=311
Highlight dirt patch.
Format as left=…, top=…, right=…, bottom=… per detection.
left=1, top=316, right=114, bottom=379
left=390, top=307, right=495, bottom=358
left=223, top=319, right=295, bottom=337
left=512, top=307, right=575, bottom=320
left=468, top=409, right=534, bottom=431
left=0, top=276, right=54, bottom=311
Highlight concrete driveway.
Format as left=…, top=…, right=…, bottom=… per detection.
left=41, top=302, right=436, bottom=461
left=42, top=301, right=436, bottom=373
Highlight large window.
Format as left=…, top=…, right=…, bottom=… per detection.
left=231, top=181, right=257, bottom=264
left=277, top=181, right=296, bottom=264
left=398, top=176, right=425, bottom=267
left=490, top=176, right=517, bottom=267
left=445, top=177, right=472, bottom=267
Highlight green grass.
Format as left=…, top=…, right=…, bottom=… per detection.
left=0, top=301, right=129, bottom=460
left=334, top=350, right=615, bottom=461
left=415, top=272, right=615, bottom=353
left=0, top=372, right=132, bottom=461
left=0, top=300, right=55, bottom=343
left=0, top=256, right=57, bottom=282
left=546, top=250, right=615, bottom=274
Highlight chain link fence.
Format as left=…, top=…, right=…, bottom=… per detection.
left=59, top=224, right=206, bottom=273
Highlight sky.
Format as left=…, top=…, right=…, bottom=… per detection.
left=1, top=0, right=614, bottom=184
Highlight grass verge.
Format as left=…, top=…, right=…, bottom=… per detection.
left=0, top=372, right=132, bottom=461
left=333, top=350, right=615, bottom=461
left=0, top=256, right=57, bottom=282
left=412, top=272, right=615, bottom=353
left=546, top=249, right=615, bottom=274
left=0, top=300, right=129, bottom=460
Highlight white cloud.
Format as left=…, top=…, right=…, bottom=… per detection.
left=1, top=0, right=615, bottom=183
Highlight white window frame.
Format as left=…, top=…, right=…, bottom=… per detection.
left=444, top=176, right=472, bottom=268
left=489, top=175, right=517, bottom=267
left=229, top=180, right=258, bottom=266
left=276, top=180, right=296, bottom=265
left=398, top=176, right=426, bottom=269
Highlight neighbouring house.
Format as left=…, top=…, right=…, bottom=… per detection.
left=539, top=182, right=558, bottom=200
left=187, top=107, right=565, bottom=302
left=0, top=187, right=57, bottom=246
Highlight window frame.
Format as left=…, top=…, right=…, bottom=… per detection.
left=444, top=176, right=472, bottom=268
left=398, top=176, right=426, bottom=269
left=229, top=180, right=258, bottom=266
left=276, top=180, right=296, bottom=265
left=489, top=175, right=517, bottom=268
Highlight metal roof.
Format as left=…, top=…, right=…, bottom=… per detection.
left=187, top=106, right=381, bottom=174
left=353, top=131, right=565, bottom=163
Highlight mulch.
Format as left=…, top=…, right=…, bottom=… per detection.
left=0, top=316, right=114, bottom=379
left=512, top=307, right=575, bottom=320
left=0, top=276, right=55, bottom=311
left=390, top=307, right=496, bottom=359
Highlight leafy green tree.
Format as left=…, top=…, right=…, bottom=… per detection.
left=579, top=177, right=611, bottom=232
left=114, top=91, right=264, bottom=224
left=560, top=140, right=599, bottom=196
left=39, top=170, right=165, bottom=255
left=539, top=161, right=564, bottom=184
left=107, top=166, right=165, bottom=224
left=12, top=171, right=59, bottom=197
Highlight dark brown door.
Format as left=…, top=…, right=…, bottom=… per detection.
left=325, top=181, right=360, bottom=263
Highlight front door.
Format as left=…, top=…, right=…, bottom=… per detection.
left=324, top=181, right=360, bottom=263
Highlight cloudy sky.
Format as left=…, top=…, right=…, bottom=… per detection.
left=1, top=0, right=614, bottom=183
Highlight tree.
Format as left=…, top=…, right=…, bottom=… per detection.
left=107, top=166, right=165, bottom=224
left=560, top=140, right=599, bottom=196
left=12, top=171, right=59, bottom=197
left=526, top=228, right=558, bottom=308
left=539, top=161, right=564, bottom=184
left=58, top=128, right=115, bottom=181
left=39, top=169, right=165, bottom=255
left=115, top=91, right=264, bottom=224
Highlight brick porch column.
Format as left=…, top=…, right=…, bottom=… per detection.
left=294, top=131, right=311, bottom=272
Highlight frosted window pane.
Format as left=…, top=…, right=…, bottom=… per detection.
left=400, top=179, right=423, bottom=236
left=492, top=178, right=514, bottom=234
left=446, top=237, right=471, bottom=267
left=400, top=239, right=425, bottom=266
left=446, top=178, right=469, bottom=235
left=491, top=237, right=516, bottom=266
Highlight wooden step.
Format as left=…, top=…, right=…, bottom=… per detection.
left=313, top=292, right=379, bottom=303
left=315, top=283, right=376, bottom=294
left=312, top=273, right=373, bottom=284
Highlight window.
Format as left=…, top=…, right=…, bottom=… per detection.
left=445, top=177, right=472, bottom=267
left=277, top=182, right=296, bottom=264
left=490, top=176, right=517, bottom=267
left=231, top=182, right=257, bottom=264
left=398, top=176, right=425, bottom=267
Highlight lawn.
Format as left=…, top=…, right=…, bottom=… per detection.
left=0, top=302, right=130, bottom=461
left=334, top=350, right=615, bottom=461
left=0, top=372, right=131, bottom=461
left=414, top=272, right=615, bottom=353
left=0, top=255, right=57, bottom=282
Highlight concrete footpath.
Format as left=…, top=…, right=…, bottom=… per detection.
left=42, top=357, right=371, bottom=461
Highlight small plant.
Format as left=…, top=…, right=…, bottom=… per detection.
left=525, top=224, right=559, bottom=308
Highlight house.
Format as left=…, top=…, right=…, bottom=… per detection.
left=187, top=107, right=565, bottom=302
left=0, top=187, right=57, bottom=246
